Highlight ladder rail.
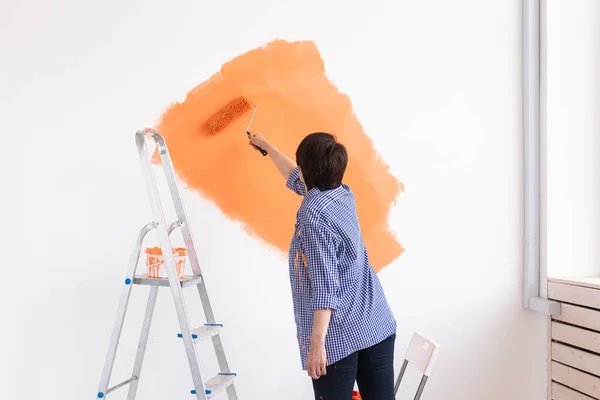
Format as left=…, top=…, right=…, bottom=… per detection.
left=126, top=285, right=158, bottom=399
left=136, top=130, right=218, bottom=320
left=108, top=377, right=138, bottom=394
left=135, top=129, right=208, bottom=399
left=127, top=221, right=184, bottom=399
left=137, top=129, right=237, bottom=395
left=97, top=221, right=157, bottom=399
left=137, top=130, right=203, bottom=278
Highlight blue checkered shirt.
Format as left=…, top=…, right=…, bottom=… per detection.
left=286, top=167, right=396, bottom=370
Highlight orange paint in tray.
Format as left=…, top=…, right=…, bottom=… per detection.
left=145, top=246, right=187, bottom=279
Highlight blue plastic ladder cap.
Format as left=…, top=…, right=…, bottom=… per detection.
left=97, top=392, right=105, bottom=399
left=178, top=333, right=197, bottom=339
left=190, top=389, right=211, bottom=395
left=125, top=278, right=132, bottom=285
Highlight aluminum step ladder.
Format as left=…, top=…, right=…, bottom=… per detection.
left=96, top=128, right=238, bottom=400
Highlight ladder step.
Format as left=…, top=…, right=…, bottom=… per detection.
left=190, top=373, right=236, bottom=398
left=193, top=324, right=221, bottom=341
left=178, top=324, right=222, bottom=342
left=133, top=274, right=203, bottom=287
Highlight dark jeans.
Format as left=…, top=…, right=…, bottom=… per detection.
left=312, top=333, right=396, bottom=400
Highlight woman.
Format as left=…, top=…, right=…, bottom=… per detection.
left=249, top=132, right=397, bottom=400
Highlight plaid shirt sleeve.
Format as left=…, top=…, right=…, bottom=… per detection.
left=299, top=216, right=340, bottom=310
left=286, top=167, right=307, bottom=196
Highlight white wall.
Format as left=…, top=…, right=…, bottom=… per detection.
left=546, top=0, right=600, bottom=278
left=1, top=0, right=550, bottom=399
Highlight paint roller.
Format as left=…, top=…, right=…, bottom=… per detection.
left=204, top=96, right=268, bottom=156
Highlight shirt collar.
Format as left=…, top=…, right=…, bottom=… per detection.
left=304, top=183, right=347, bottom=202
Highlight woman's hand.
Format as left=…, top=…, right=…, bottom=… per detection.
left=248, top=132, right=271, bottom=152
left=247, top=132, right=297, bottom=180
left=306, top=341, right=327, bottom=380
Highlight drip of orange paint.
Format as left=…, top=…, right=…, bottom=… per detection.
left=294, top=251, right=302, bottom=286
left=154, top=39, right=404, bottom=272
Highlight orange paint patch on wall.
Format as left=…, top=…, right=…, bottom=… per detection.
left=155, top=39, right=404, bottom=272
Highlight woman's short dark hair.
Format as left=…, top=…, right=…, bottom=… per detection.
left=295, top=132, right=348, bottom=191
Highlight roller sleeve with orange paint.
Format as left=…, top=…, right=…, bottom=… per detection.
left=204, top=96, right=253, bottom=134
left=203, top=95, right=268, bottom=155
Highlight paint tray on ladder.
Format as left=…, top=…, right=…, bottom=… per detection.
left=145, top=246, right=187, bottom=279
left=133, top=245, right=203, bottom=287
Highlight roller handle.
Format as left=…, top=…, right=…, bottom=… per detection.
left=252, top=145, right=268, bottom=156
left=247, top=131, right=268, bottom=156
